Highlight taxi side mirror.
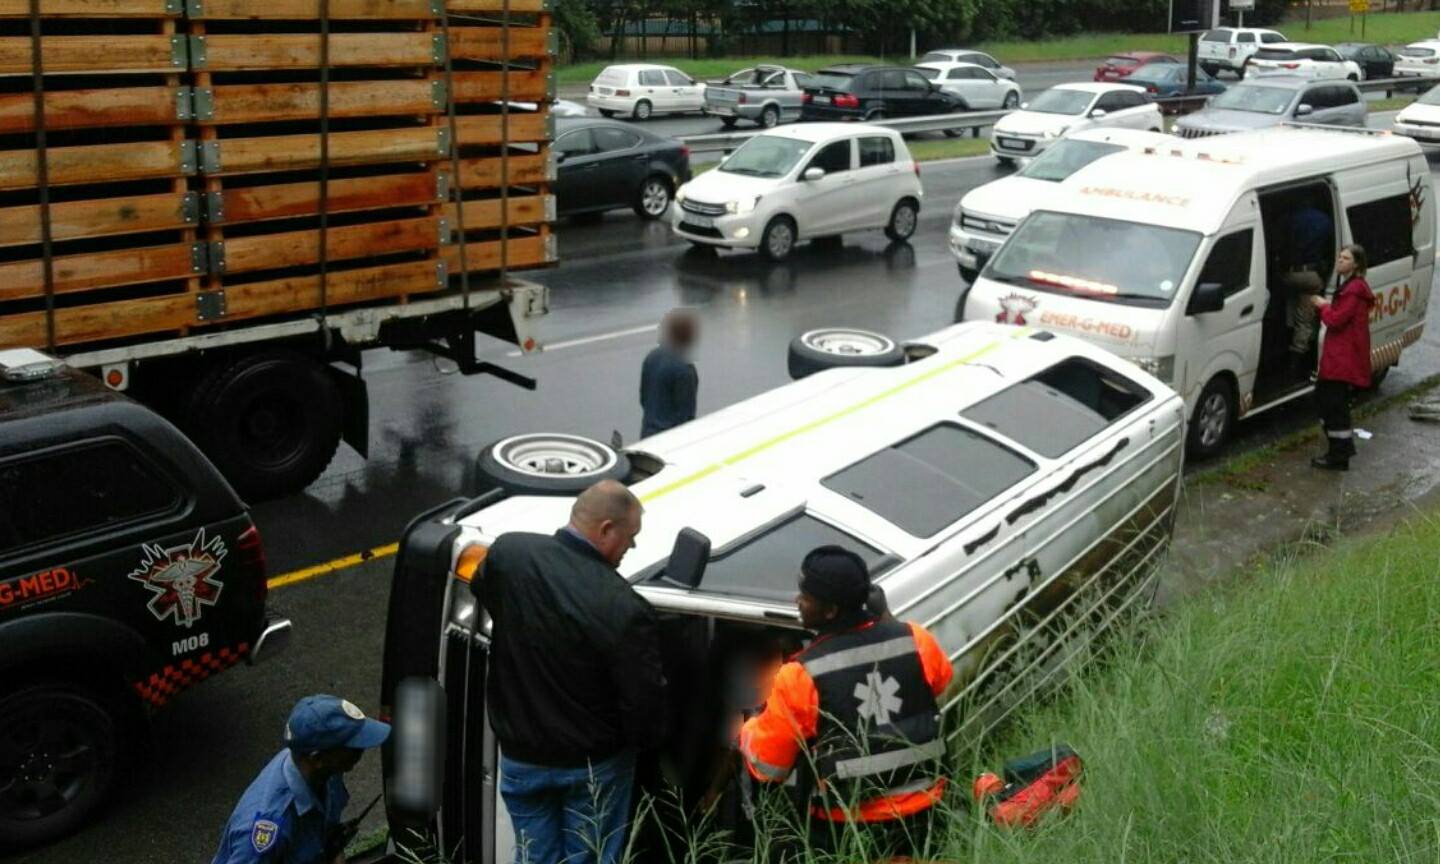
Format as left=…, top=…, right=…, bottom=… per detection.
left=665, top=527, right=711, bottom=589
left=803, top=167, right=826, bottom=181
left=1090, top=108, right=1108, bottom=118
left=1187, top=282, right=1226, bottom=315
left=388, top=677, right=447, bottom=818
left=1296, top=103, right=1314, bottom=117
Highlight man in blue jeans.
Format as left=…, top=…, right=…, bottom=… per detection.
left=476, top=481, right=666, bottom=864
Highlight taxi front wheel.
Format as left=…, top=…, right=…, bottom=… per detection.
left=476, top=432, right=631, bottom=495
left=0, top=683, right=119, bottom=850
left=787, top=327, right=906, bottom=380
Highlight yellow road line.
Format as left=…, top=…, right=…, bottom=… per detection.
left=267, top=542, right=400, bottom=590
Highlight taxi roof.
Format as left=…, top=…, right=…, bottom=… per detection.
left=460, top=322, right=1174, bottom=584
left=1036, top=126, right=1422, bottom=233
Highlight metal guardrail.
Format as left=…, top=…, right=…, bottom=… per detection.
left=677, top=74, right=1438, bottom=159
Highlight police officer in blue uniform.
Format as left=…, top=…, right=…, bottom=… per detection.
left=212, top=694, right=391, bottom=863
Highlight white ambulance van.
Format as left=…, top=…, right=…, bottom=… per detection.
left=958, top=126, right=1434, bottom=456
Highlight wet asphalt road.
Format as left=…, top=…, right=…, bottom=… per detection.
left=16, top=140, right=1440, bottom=864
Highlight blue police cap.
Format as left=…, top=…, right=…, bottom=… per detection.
left=285, top=695, right=391, bottom=752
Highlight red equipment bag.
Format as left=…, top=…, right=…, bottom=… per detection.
left=971, top=744, right=1083, bottom=827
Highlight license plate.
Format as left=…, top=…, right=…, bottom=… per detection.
left=685, top=215, right=715, bottom=229
left=997, top=137, right=1023, bottom=148
left=597, top=87, right=612, bottom=95
left=815, top=95, right=831, bottom=104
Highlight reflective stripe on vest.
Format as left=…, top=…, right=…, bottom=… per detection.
left=833, top=738, right=947, bottom=780
left=800, top=635, right=921, bottom=678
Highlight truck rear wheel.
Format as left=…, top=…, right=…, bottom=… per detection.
left=0, top=684, right=119, bottom=850
left=186, top=350, right=343, bottom=500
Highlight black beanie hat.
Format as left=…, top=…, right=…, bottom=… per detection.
left=799, top=545, right=871, bottom=610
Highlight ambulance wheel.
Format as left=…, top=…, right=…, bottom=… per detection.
left=0, top=683, right=119, bottom=850
left=477, top=433, right=631, bottom=496
left=787, top=328, right=906, bottom=380
left=1187, top=376, right=1236, bottom=460
left=959, top=265, right=979, bottom=284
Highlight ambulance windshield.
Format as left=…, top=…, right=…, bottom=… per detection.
left=986, top=211, right=1201, bottom=307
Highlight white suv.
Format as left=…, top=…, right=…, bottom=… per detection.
left=1396, top=41, right=1440, bottom=78
left=1244, top=42, right=1361, bottom=81
left=672, top=124, right=923, bottom=261
left=1198, top=26, right=1287, bottom=77
left=587, top=64, right=705, bottom=120
left=989, top=83, right=1162, bottom=165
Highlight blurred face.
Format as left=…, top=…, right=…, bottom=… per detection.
left=796, top=587, right=839, bottom=631
left=595, top=506, right=642, bottom=567
left=1337, top=248, right=1356, bottom=277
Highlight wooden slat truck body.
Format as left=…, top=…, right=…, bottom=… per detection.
left=0, top=0, right=555, bottom=499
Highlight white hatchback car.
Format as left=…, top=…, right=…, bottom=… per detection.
left=1393, top=84, right=1440, bottom=144
left=915, top=61, right=1022, bottom=110
left=918, top=48, right=1016, bottom=80
left=1395, top=41, right=1440, bottom=78
left=672, top=124, right=923, bottom=261
left=989, top=83, right=1162, bottom=165
left=587, top=64, right=705, bottom=120
left=1243, top=42, right=1361, bottom=80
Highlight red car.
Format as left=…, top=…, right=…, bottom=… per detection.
left=1094, top=51, right=1180, bottom=81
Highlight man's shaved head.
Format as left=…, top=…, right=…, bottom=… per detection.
left=569, top=480, right=643, bottom=566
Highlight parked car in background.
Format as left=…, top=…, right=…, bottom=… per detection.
left=1173, top=77, right=1364, bottom=137
left=800, top=65, right=965, bottom=122
left=951, top=128, right=1171, bottom=282
left=1198, top=26, right=1288, bottom=77
left=1392, top=84, right=1440, bottom=144
left=1395, top=41, right=1440, bottom=77
left=672, top=124, right=922, bottom=261
left=989, top=83, right=1161, bottom=165
left=555, top=117, right=691, bottom=220
left=1125, top=63, right=1226, bottom=109
left=1243, top=43, right=1360, bottom=80
left=919, top=47, right=1016, bottom=79
left=705, top=65, right=813, bottom=128
left=1093, top=51, right=1180, bottom=82
left=1334, top=42, right=1397, bottom=79
left=914, top=61, right=1022, bottom=109
left=586, top=63, right=705, bottom=120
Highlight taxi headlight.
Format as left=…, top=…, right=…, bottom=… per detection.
left=726, top=196, right=761, bottom=215
left=1134, top=354, right=1175, bottom=384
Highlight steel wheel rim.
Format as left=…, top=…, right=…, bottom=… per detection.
left=892, top=204, right=916, bottom=238
left=1004, top=92, right=1018, bottom=108
left=1198, top=392, right=1229, bottom=447
left=802, top=328, right=896, bottom=356
left=636, top=102, right=651, bottom=119
left=494, top=434, right=618, bottom=478
left=642, top=181, right=669, bottom=215
left=767, top=222, right=794, bottom=258
left=762, top=107, right=779, bottom=128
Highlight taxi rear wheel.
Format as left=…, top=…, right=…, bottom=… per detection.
left=477, top=433, right=631, bottom=495
left=787, top=327, right=906, bottom=380
left=0, top=684, right=118, bottom=850
left=1187, top=376, right=1236, bottom=460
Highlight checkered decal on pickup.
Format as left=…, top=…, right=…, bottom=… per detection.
left=133, top=643, right=250, bottom=708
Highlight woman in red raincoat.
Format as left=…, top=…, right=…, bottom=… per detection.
left=1309, top=244, right=1375, bottom=471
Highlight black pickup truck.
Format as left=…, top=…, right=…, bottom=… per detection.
left=0, top=348, right=291, bottom=850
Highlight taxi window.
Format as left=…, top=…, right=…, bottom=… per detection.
left=823, top=423, right=1036, bottom=538
left=651, top=514, right=892, bottom=602
left=961, top=359, right=1150, bottom=458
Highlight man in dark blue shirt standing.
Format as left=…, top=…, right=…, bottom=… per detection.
left=639, top=309, right=699, bottom=438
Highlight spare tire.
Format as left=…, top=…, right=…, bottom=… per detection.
left=476, top=433, right=630, bottom=496
left=787, top=328, right=906, bottom=380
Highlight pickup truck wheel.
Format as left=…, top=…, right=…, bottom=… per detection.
left=187, top=350, right=343, bottom=501
left=1187, top=376, right=1236, bottom=460
left=884, top=198, right=918, bottom=242
left=787, top=327, right=906, bottom=380
left=633, top=99, right=652, bottom=120
left=719, top=116, right=737, bottom=128
left=477, top=433, right=630, bottom=495
left=0, top=684, right=118, bottom=850
left=634, top=176, right=672, bottom=220
left=759, top=105, right=780, bottom=128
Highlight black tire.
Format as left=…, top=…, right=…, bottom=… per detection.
left=719, top=116, right=737, bottom=128
left=599, top=109, right=616, bottom=118
left=863, top=109, right=886, bottom=122
left=884, top=198, right=919, bottom=242
left=759, top=105, right=780, bottom=129
left=995, top=155, right=1016, bottom=167
left=0, top=684, right=119, bottom=850
left=1200, top=63, right=1218, bottom=77
left=633, top=99, right=652, bottom=121
left=787, top=327, right=906, bottom=380
left=760, top=215, right=797, bottom=262
left=1003, top=91, right=1020, bottom=109
left=476, top=433, right=630, bottom=496
left=633, top=175, right=672, bottom=220
left=1348, top=73, right=1360, bottom=82
left=687, top=241, right=718, bottom=255
left=959, top=264, right=979, bottom=284
left=185, top=350, right=343, bottom=501
left=1187, top=376, right=1236, bottom=460
left=1366, top=365, right=1392, bottom=391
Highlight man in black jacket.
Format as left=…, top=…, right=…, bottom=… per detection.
left=639, top=309, right=699, bottom=438
left=477, top=480, right=664, bottom=864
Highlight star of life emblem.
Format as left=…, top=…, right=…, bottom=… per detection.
left=128, top=527, right=226, bottom=628
left=995, top=292, right=1037, bottom=325
left=854, top=670, right=904, bottom=726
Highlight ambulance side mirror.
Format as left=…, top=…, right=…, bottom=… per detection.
left=1187, top=282, right=1226, bottom=315
left=666, top=528, right=711, bottom=589
left=389, top=677, right=447, bottom=818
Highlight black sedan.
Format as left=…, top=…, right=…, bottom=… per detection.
left=1335, top=42, right=1396, bottom=80
left=800, top=64, right=965, bottom=122
left=554, top=117, right=691, bottom=220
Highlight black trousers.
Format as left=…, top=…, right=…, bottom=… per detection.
left=1316, top=379, right=1355, bottom=453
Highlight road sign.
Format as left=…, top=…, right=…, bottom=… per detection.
left=1170, top=0, right=1220, bottom=33
left=1349, top=0, right=1369, bottom=12
left=1230, top=0, right=1255, bottom=10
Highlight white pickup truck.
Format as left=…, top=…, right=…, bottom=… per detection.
left=705, top=65, right=814, bottom=129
